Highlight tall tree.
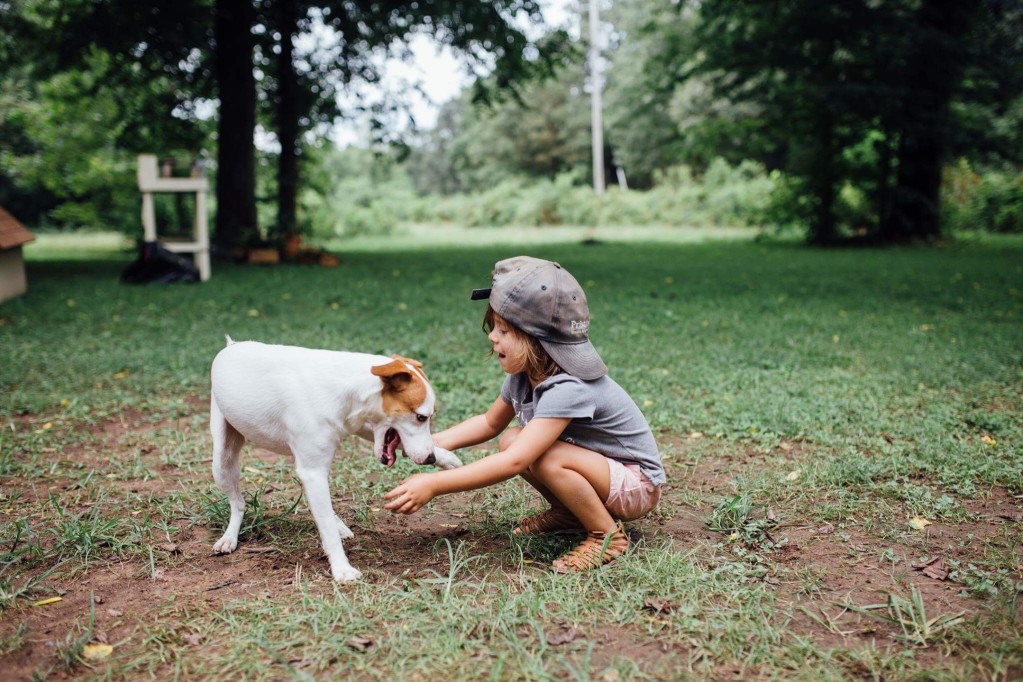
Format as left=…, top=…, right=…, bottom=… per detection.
left=270, top=0, right=301, bottom=236
left=213, top=0, right=259, bottom=251
left=258, top=0, right=561, bottom=243
left=878, top=0, right=983, bottom=241
left=9, top=0, right=557, bottom=249
left=691, top=0, right=1023, bottom=243
left=693, top=1, right=891, bottom=243
left=1, top=0, right=213, bottom=228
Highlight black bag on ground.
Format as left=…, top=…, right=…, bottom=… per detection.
left=121, top=241, right=200, bottom=284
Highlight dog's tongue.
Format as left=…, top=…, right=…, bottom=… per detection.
left=381, top=428, right=400, bottom=467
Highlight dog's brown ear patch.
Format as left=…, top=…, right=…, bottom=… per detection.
left=371, top=355, right=428, bottom=414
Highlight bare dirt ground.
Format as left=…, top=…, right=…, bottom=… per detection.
left=2, top=404, right=1021, bottom=680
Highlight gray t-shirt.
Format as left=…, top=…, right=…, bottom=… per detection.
left=500, top=372, right=665, bottom=486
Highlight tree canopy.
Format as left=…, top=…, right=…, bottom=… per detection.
left=1, top=0, right=1020, bottom=245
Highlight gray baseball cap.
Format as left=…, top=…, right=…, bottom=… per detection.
left=471, top=256, right=608, bottom=380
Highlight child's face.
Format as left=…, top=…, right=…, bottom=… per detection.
left=487, top=317, right=528, bottom=375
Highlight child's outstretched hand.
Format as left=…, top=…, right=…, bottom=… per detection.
left=384, top=474, right=436, bottom=514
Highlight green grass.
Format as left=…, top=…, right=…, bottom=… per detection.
left=1, top=229, right=1022, bottom=679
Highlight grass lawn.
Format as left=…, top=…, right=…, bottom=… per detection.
left=1, top=229, right=1021, bottom=680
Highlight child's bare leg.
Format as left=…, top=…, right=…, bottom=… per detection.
left=502, top=428, right=579, bottom=534
left=528, top=442, right=628, bottom=571
left=501, top=427, right=563, bottom=508
left=526, top=441, right=613, bottom=533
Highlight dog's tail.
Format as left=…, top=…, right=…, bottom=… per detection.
left=224, top=334, right=235, bottom=346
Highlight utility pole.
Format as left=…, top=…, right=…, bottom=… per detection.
left=588, top=0, right=605, bottom=195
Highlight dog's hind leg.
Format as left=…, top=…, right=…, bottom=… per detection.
left=211, top=396, right=246, bottom=554
left=293, top=445, right=362, bottom=582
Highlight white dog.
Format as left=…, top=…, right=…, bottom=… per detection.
left=209, top=338, right=461, bottom=581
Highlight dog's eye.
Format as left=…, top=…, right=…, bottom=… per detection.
left=416, top=414, right=429, bottom=423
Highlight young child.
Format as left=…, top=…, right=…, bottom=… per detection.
left=384, top=256, right=664, bottom=572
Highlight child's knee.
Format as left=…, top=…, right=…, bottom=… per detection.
left=532, top=448, right=567, bottom=478
left=498, top=426, right=522, bottom=452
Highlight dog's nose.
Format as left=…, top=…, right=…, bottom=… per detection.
left=424, top=453, right=436, bottom=465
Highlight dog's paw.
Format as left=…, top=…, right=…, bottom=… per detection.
left=433, top=446, right=463, bottom=470
left=335, top=516, right=355, bottom=540
left=212, top=535, right=238, bottom=554
left=332, top=564, right=362, bottom=582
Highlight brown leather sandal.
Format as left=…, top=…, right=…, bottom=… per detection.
left=512, top=507, right=582, bottom=536
left=551, top=524, right=628, bottom=573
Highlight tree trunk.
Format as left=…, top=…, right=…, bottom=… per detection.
left=885, top=126, right=945, bottom=241
left=274, top=0, right=300, bottom=239
left=213, top=0, right=258, bottom=251
left=880, top=0, right=978, bottom=242
left=807, top=114, right=837, bottom=245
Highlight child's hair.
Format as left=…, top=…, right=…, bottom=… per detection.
left=483, top=307, right=563, bottom=384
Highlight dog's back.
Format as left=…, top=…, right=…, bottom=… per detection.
left=211, top=341, right=388, bottom=454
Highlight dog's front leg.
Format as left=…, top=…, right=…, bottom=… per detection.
left=432, top=446, right=463, bottom=470
left=294, top=455, right=362, bottom=582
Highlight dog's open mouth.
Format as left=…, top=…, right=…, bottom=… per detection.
left=380, top=428, right=401, bottom=467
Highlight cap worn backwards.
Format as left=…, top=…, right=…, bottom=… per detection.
left=470, top=256, right=607, bottom=380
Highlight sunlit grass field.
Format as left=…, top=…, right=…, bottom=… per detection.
left=1, top=229, right=1021, bottom=680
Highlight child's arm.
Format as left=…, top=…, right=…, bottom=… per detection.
left=433, top=397, right=515, bottom=451
left=384, top=416, right=571, bottom=514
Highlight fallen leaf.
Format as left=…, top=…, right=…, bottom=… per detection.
left=159, top=543, right=180, bottom=554
left=32, top=596, right=62, bottom=607
left=347, top=636, right=374, bottom=652
left=908, top=516, right=932, bottom=530
left=82, top=643, right=113, bottom=661
left=642, top=599, right=678, bottom=615
left=546, top=627, right=581, bottom=646
left=183, top=633, right=203, bottom=646
left=912, top=556, right=949, bottom=580
left=814, top=523, right=835, bottom=535
left=785, top=469, right=801, bottom=482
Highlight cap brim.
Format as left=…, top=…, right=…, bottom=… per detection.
left=538, top=338, right=608, bottom=381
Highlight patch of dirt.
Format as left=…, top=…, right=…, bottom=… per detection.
left=2, top=410, right=1021, bottom=680
left=649, top=433, right=1023, bottom=667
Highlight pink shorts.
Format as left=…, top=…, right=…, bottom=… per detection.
left=604, top=460, right=662, bottom=521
